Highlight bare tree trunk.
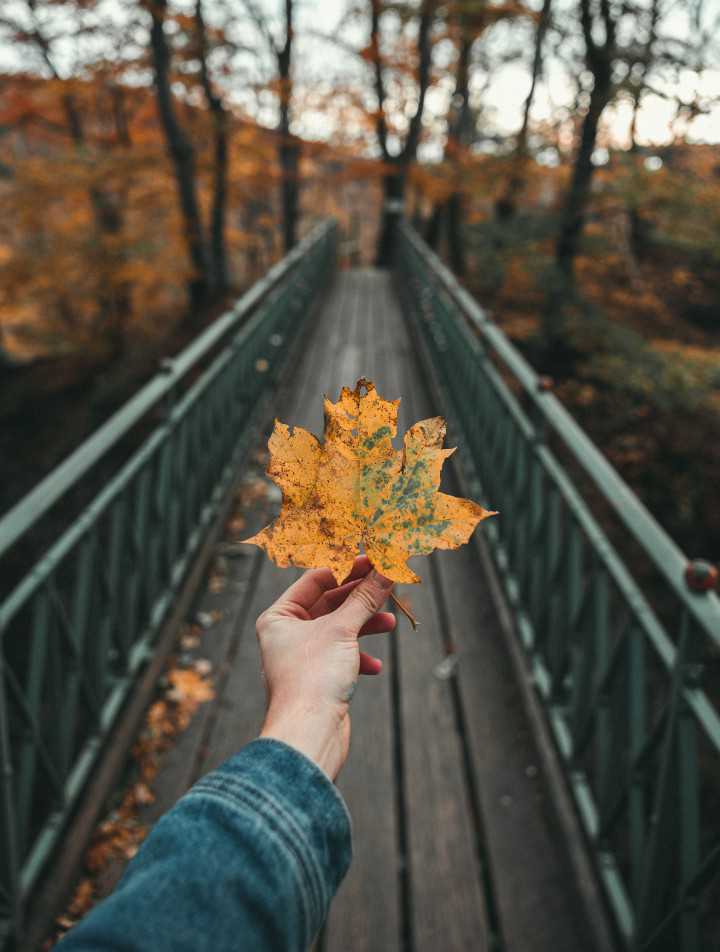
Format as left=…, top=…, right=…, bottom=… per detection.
left=554, top=0, right=615, bottom=279
left=237, top=0, right=299, bottom=251
left=372, top=0, right=436, bottom=267
left=278, top=0, right=300, bottom=252
left=441, top=31, right=472, bottom=276
left=279, top=135, right=300, bottom=254
left=626, top=0, right=661, bottom=261
left=423, top=9, right=478, bottom=274
left=425, top=202, right=442, bottom=248
left=149, top=0, right=211, bottom=318
left=61, top=90, right=132, bottom=355
left=111, top=84, right=133, bottom=148
left=0, top=319, right=10, bottom=370
left=496, top=0, right=552, bottom=220
left=541, top=0, right=616, bottom=355
left=446, top=190, right=465, bottom=275
left=555, top=79, right=611, bottom=277
left=376, top=168, right=406, bottom=268
left=196, top=0, right=229, bottom=293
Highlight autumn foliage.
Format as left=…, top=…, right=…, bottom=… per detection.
left=246, top=379, right=494, bottom=582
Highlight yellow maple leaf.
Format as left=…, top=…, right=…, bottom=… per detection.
left=244, top=378, right=496, bottom=583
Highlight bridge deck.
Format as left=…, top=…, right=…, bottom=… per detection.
left=117, top=271, right=601, bottom=952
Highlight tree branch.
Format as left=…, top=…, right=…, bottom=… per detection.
left=370, top=0, right=390, bottom=161
left=236, top=0, right=278, bottom=57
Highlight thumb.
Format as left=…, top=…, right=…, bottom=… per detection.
left=337, top=569, right=394, bottom=633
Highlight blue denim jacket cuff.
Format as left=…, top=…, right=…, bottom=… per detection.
left=187, top=737, right=352, bottom=933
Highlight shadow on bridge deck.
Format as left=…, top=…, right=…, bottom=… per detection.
left=101, top=270, right=613, bottom=952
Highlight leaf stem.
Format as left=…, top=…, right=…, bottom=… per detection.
left=390, top=591, right=419, bottom=630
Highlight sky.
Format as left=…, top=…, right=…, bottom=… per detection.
left=1, top=0, right=719, bottom=157
left=236, top=0, right=720, bottom=153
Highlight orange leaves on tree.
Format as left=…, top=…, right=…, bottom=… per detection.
left=245, top=379, right=496, bottom=583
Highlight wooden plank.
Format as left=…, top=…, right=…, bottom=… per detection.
left=433, top=540, right=597, bottom=952
left=377, top=276, right=488, bottom=952
left=324, top=271, right=400, bottom=952
left=133, top=505, right=268, bottom=826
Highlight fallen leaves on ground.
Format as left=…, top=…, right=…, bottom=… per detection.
left=48, top=653, right=215, bottom=946
left=195, top=609, right=222, bottom=630
left=245, top=378, right=496, bottom=583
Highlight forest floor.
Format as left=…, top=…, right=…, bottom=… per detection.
left=464, top=228, right=720, bottom=570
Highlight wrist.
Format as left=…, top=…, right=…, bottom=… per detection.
left=260, top=700, right=348, bottom=781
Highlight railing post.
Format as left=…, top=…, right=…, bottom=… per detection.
left=635, top=612, right=702, bottom=950
left=0, top=648, right=20, bottom=944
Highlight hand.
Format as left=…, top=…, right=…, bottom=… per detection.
left=257, top=556, right=395, bottom=781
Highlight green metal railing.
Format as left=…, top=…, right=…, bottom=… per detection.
left=0, top=221, right=336, bottom=945
left=396, top=222, right=720, bottom=952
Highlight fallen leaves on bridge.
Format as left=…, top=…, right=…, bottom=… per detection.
left=48, top=656, right=216, bottom=946
left=245, top=378, right=496, bottom=583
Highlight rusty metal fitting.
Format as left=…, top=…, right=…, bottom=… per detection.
left=684, top=560, right=718, bottom=594
left=537, top=375, right=554, bottom=393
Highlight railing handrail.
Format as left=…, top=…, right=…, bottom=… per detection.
left=0, top=220, right=333, bottom=563
left=400, top=222, right=720, bottom=643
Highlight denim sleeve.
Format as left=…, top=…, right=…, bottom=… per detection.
left=55, top=738, right=353, bottom=952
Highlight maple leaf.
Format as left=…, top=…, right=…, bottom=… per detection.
left=244, top=378, right=496, bottom=583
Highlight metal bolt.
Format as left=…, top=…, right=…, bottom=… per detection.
left=684, top=560, right=718, bottom=594
left=537, top=375, right=554, bottom=393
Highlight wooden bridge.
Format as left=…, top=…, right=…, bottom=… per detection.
left=1, top=222, right=719, bottom=952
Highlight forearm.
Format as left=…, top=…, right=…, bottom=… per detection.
left=55, top=739, right=352, bottom=952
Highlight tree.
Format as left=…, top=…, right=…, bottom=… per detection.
left=554, top=0, right=617, bottom=278
left=149, top=0, right=212, bottom=317
left=238, top=0, right=300, bottom=253
left=426, top=0, right=527, bottom=274
left=370, top=0, right=437, bottom=267
left=195, top=0, right=229, bottom=292
left=495, top=0, right=552, bottom=221
left=425, top=18, right=473, bottom=274
left=0, top=0, right=133, bottom=354
left=278, top=0, right=299, bottom=252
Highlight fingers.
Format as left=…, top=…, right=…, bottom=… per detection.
left=359, top=651, right=382, bottom=675
left=271, top=567, right=338, bottom=615
left=337, top=569, right=394, bottom=631
left=359, top=611, right=396, bottom=636
left=276, top=556, right=374, bottom=617
left=340, top=555, right=373, bottom=584
left=309, top=557, right=377, bottom=618
left=313, top=584, right=395, bottom=633
left=310, top=578, right=362, bottom=618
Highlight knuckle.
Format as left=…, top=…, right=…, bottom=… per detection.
left=349, top=584, right=379, bottom=614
